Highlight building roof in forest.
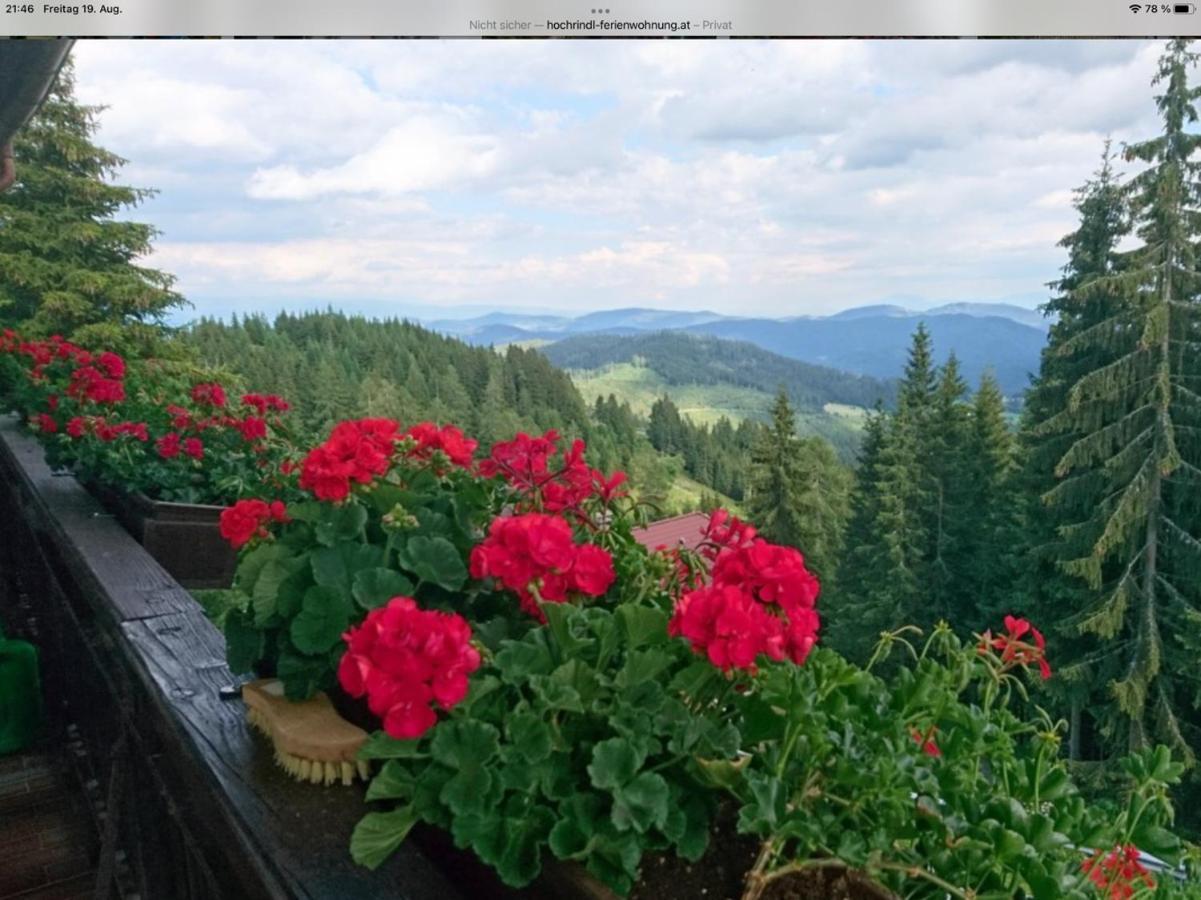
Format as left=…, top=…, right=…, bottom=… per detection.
left=631, top=511, right=710, bottom=553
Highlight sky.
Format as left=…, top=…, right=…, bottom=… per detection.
left=70, top=39, right=1164, bottom=323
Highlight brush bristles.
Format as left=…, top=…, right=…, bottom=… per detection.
left=245, top=705, right=370, bottom=786
left=269, top=745, right=362, bottom=786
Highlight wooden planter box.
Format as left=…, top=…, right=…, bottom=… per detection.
left=90, top=484, right=236, bottom=590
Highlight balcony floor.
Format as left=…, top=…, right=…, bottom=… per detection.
left=0, top=745, right=96, bottom=900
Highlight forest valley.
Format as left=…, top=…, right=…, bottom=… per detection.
left=2, top=40, right=1201, bottom=851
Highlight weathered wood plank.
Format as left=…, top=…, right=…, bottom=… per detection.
left=0, top=418, right=193, bottom=623
left=0, top=418, right=466, bottom=900
left=120, top=608, right=460, bottom=900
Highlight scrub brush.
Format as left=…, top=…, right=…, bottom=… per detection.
left=242, top=679, right=372, bottom=786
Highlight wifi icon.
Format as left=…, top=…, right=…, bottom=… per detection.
left=1130, top=3, right=1142, bottom=10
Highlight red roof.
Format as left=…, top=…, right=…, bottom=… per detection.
left=632, top=511, right=711, bottom=553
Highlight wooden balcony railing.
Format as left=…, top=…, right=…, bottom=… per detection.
left=0, top=416, right=466, bottom=900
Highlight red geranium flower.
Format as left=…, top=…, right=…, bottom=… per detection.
left=183, top=437, right=204, bottom=460
left=191, top=382, right=227, bottom=408
left=480, top=430, right=624, bottom=518
left=1081, top=845, right=1155, bottom=899
left=700, top=509, right=759, bottom=561
left=469, top=512, right=615, bottom=620
left=338, top=597, right=481, bottom=740
left=219, top=498, right=290, bottom=549
left=156, top=432, right=181, bottom=459
left=979, top=614, right=1052, bottom=680
left=96, top=351, right=125, bottom=379
left=668, top=584, right=784, bottom=673
left=66, top=416, right=87, bottom=438
left=34, top=413, right=57, bottom=434
left=298, top=418, right=399, bottom=501
left=237, top=416, right=268, bottom=442
left=403, top=422, right=477, bottom=469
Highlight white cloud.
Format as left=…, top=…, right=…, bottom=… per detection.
left=66, top=38, right=1173, bottom=317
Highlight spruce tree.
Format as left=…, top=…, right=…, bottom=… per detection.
left=1020, top=143, right=1131, bottom=759
left=926, top=353, right=972, bottom=623
left=963, top=372, right=1019, bottom=630
left=1037, top=40, right=1201, bottom=757
left=0, top=58, right=182, bottom=350
left=746, top=388, right=850, bottom=581
left=747, top=389, right=806, bottom=547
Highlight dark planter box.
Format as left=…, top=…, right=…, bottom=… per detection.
left=90, top=484, right=236, bottom=589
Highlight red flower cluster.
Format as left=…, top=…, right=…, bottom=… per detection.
left=669, top=511, right=821, bottom=672
left=979, top=615, right=1051, bottom=680
left=479, top=430, right=627, bottom=517
left=191, top=382, right=227, bottom=408
left=241, top=393, right=290, bottom=415
left=219, top=498, right=290, bottom=549
left=668, top=584, right=785, bottom=671
left=338, top=597, right=481, bottom=740
left=66, top=361, right=125, bottom=405
left=156, top=432, right=205, bottom=460
left=237, top=416, right=268, bottom=442
left=403, top=422, right=477, bottom=469
left=84, top=419, right=149, bottom=443
left=298, top=418, right=400, bottom=502
left=34, top=413, right=57, bottom=433
left=1081, top=846, right=1155, bottom=899
left=469, top=513, right=616, bottom=620
left=699, top=508, right=759, bottom=561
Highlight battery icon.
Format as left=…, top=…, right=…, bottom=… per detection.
left=1175, top=3, right=1195, bottom=11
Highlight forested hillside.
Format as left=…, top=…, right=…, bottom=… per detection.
left=182, top=312, right=767, bottom=510
left=542, top=331, right=896, bottom=410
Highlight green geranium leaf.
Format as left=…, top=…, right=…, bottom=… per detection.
left=584, top=831, right=640, bottom=896
left=612, top=771, right=669, bottom=834
left=314, top=501, right=368, bottom=547
left=548, top=818, right=591, bottom=860
left=616, top=649, right=673, bottom=689
left=617, top=605, right=669, bottom=649
left=495, top=638, right=554, bottom=683
left=224, top=607, right=263, bottom=674
left=365, top=760, right=416, bottom=802
left=430, top=719, right=500, bottom=768
left=397, top=534, right=467, bottom=591
left=251, top=557, right=304, bottom=626
left=508, top=713, right=553, bottom=763
left=276, top=642, right=332, bottom=700
left=497, top=805, right=556, bottom=887
left=275, top=564, right=313, bottom=619
left=310, top=542, right=384, bottom=598
left=451, top=812, right=505, bottom=868
left=290, top=585, right=352, bottom=654
left=528, top=676, right=584, bottom=712
left=359, top=731, right=429, bottom=761
left=431, top=719, right=502, bottom=810
left=350, top=804, right=419, bottom=870
left=674, top=795, right=710, bottom=862
left=588, top=738, right=644, bottom=790
left=352, top=567, right=415, bottom=610
left=440, top=764, right=495, bottom=816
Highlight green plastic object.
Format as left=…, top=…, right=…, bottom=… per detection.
left=0, top=623, right=42, bottom=755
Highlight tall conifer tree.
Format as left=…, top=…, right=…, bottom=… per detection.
left=1035, top=40, right=1201, bottom=756
left=1020, top=144, right=1131, bottom=759
left=0, top=58, right=181, bottom=350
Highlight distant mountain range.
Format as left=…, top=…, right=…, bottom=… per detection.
left=424, top=302, right=1050, bottom=395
